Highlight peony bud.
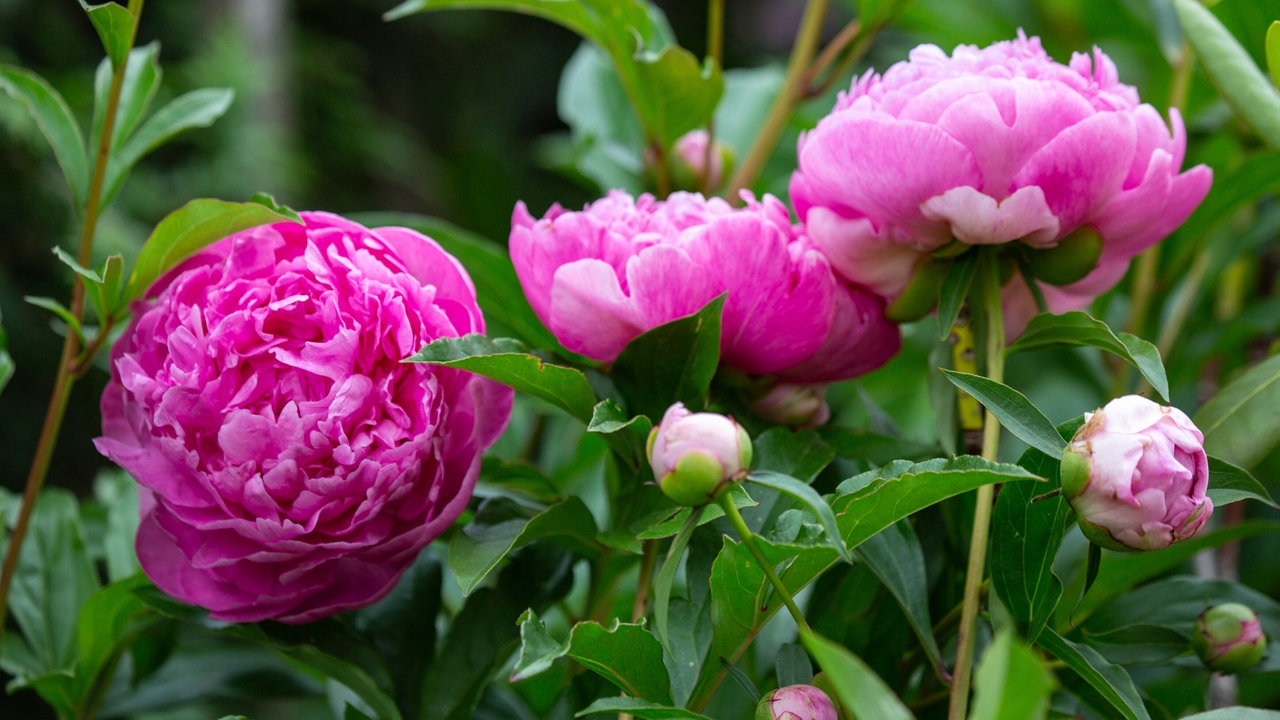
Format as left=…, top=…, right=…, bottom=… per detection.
left=1193, top=603, right=1267, bottom=674
left=755, top=684, right=840, bottom=720
left=1061, top=395, right=1212, bottom=551
left=670, top=129, right=732, bottom=191
left=748, top=382, right=831, bottom=429
left=647, top=403, right=752, bottom=507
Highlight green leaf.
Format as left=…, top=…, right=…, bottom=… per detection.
left=800, top=629, right=913, bottom=720
left=1208, top=456, right=1277, bottom=507
left=611, top=295, right=724, bottom=421
left=1268, top=21, right=1280, bottom=90
left=1037, top=629, right=1150, bottom=720
left=449, top=496, right=601, bottom=596
left=587, top=399, right=653, bottom=471
left=575, top=697, right=712, bottom=719
left=90, top=44, right=160, bottom=160
left=1006, top=311, right=1170, bottom=401
left=67, top=575, right=165, bottom=715
left=24, top=295, right=84, bottom=342
left=92, top=469, right=141, bottom=583
left=350, top=212, right=558, bottom=350
left=1194, top=352, right=1280, bottom=469
left=937, top=252, right=977, bottom=341
left=1173, top=0, right=1280, bottom=151
left=746, top=470, right=851, bottom=564
left=567, top=621, right=673, bottom=704
left=753, top=428, right=836, bottom=484
left=854, top=520, right=946, bottom=679
left=833, top=457, right=1044, bottom=546
left=126, top=197, right=299, bottom=300
left=938, top=369, right=1066, bottom=459
left=0, top=489, right=100, bottom=682
left=970, top=629, right=1055, bottom=720
left=1074, top=520, right=1280, bottom=621
left=103, top=87, right=235, bottom=206
left=408, top=335, right=599, bottom=422
left=629, top=45, right=723, bottom=146
left=0, top=65, right=89, bottom=206
left=81, top=0, right=137, bottom=67
left=351, top=552, right=442, bottom=717
left=992, top=436, right=1073, bottom=643
left=818, top=427, right=942, bottom=466
left=653, top=509, right=702, bottom=657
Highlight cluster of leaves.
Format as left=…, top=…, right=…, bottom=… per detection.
left=2, top=1, right=1280, bottom=720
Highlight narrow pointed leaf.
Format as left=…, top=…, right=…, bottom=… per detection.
left=103, top=88, right=235, bottom=205
left=510, top=609, right=565, bottom=682
left=939, top=369, right=1066, bottom=458
left=1038, top=629, right=1150, bottom=720
left=1173, top=0, right=1280, bottom=151
left=1006, top=311, right=1169, bottom=399
left=1207, top=456, right=1276, bottom=507
left=0, top=66, right=88, bottom=206
left=1268, top=21, right=1280, bottom=90
left=971, top=630, right=1055, bottom=720
left=81, top=0, right=137, bottom=67
left=855, top=520, right=946, bottom=678
left=746, top=470, right=851, bottom=564
left=937, top=252, right=978, bottom=340
left=800, top=629, right=913, bottom=720
left=653, top=509, right=701, bottom=653
left=409, top=335, right=599, bottom=422
left=1194, top=352, right=1280, bottom=470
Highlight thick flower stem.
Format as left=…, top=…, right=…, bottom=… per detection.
left=0, top=0, right=144, bottom=648
left=724, top=0, right=829, bottom=198
left=947, top=251, right=1006, bottom=720
left=716, top=492, right=811, bottom=635
left=699, top=0, right=724, bottom=195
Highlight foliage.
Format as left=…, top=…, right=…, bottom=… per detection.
left=1, top=1, right=1279, bottom=719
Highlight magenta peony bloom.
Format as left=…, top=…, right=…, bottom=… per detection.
left=790, top=32, right=1212, bottom=333
left=95, top=212, right=512, bottom=623
left=510, top=190, right=899, bottom=382
left=647, top=402, right=752, bottom=507
left=1060, top=395, right=1212, bottom=551
left=756, top=684, right=840, bottom=720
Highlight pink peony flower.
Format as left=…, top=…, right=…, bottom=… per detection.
left=95, top=212, right=512, bottom=623
left=1060, top=395, right=1212, bottom=551
left=790, top=32, right=1212, bottom=333
left=510, top=190, right=899, bottom=382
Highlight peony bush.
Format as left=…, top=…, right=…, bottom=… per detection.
left=1, top=2, right=1279, bottom=720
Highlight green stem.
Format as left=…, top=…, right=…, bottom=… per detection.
left=700, top=0, right=724, bottom=194
left=716, top=492, right=811, bottom=634
left=947, top=251, right=1005, bottom=720
left=0, top=0, right=145, bottom=650
left=631, top=539, right=660, bottom=622
left=724, top=0, right=829, bottom=198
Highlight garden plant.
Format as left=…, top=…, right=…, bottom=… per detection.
left=2, top=1, right=1280, bottom=719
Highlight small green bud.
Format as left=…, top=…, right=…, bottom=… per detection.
left=1194, top=603, right=1267, bottom=674
left=1024, top=225, right=1103, bottom=286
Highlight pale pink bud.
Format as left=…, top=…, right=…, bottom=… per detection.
left=1061, top=395, right=1212, bottom=551
left=756, top=684, right=839, bottom=720
left=647, top=403, right=752, bottom=507
left=749, top=382, right=831, bottom=429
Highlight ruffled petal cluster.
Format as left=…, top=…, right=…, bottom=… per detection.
left=790, top=32, right=1212, bottom=333
left=1062, top=395, right=1212, bottom=551
left=511, top=190, right=899, bottom=382
left=96, top=212, right=512, bottom=623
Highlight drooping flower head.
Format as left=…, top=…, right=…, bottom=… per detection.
left=1060, top=395, right=1212, bottom=551
left=790, top=32, right=1212, bottom=332
left=510, top=190, right=899, bottom=382
left=96, top=212, right=512, bottom=623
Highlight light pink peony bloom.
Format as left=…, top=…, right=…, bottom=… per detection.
left=510, top=190, right=899, bottom=382
left=95, top=212, right=512, bottom=623
left=1061, top=395, right=1212, bottom=551
left=647, top=402, right=752, bottom=507
left=790, top=32, right=1212, bottom=333
left=756, top=684, right=840, bottom=720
